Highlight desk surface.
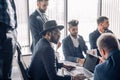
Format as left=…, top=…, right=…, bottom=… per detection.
left=58, top=60, right=94, bottom=80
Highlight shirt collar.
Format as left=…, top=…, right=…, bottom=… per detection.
left=107, top=49, right=120, bottom=59
left=50, top=42, right=55, bottom=49
left=70, top=34, right=79, bottom=40
left=37, top=9, right=42, bottom=15
left=70, top=34, right=79, bottom=47
left=98, top=29, right=103, bottom=34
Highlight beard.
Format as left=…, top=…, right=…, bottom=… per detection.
left=39, top=9, right=45, bottom=13
left=71, top=33, right=78, bottom=38
left=103, top=26, right=108, bottom=31
left=50, top=35, right=59, bottom=44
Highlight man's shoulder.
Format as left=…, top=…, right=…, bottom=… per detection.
left=29, top=10, right=39, bottom=18
left=89, top=29, right=100, bottom=40
left=89, top=29, right=99, bottom=35
left=78, top=35, right=84, bottom=39
left=39, top=38, right=50, bottom=44
left=35, top=38, right=52, bottom=52
left=29, top=10, right=43, bottom=24
left=96, top=60, right=111, bottom=72
left=62, top=35, right=70, bottom=41
left=95, top=62, right=106, bottom=75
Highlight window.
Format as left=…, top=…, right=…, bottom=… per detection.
left=15, top=0, right=30, bottom=55
left=101, top=0, right=120, bottom=39
left=68, top=0, right=98, bottom=49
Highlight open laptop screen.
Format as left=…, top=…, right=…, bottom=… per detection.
left=83, top=53, right=100, bottom=73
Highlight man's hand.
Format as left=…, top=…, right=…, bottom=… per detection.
left=72, top=74, right=87, bottom=80
left=78, top=58, right=85, bottom=65
left=99, top=56, right=105, bottom=64
left=63, top=64, right=76, bottom=72
left=56, top=41, right=61, bottom=50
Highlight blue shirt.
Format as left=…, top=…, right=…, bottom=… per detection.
left=94, top=49, right=120, bottom=80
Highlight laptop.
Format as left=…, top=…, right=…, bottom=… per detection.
left=83, top=53, right=100, bottom=73
left=63, top=53, right=99, bottom=79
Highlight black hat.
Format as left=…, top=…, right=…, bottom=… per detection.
left=40, top=20, right=64, bottom=35
left=68, top=20, right=79, bottom=27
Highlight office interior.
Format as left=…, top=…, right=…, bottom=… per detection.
left=11, top=0, right=120, bottom=79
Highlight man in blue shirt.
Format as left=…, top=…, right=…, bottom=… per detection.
left=94, top=33, right=120, bottom=80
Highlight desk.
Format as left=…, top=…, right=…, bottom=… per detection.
left=58, top=60, right=94, bottom=80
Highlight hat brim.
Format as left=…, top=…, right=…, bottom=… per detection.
left=40, top=25, right=64, bottom=35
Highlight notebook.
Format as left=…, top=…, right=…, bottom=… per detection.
left=83, top=53, right=100, bottom=73
left=63, top=53, right=99, bottom=79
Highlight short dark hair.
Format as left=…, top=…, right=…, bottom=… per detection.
left=97, top=33, right=119, bottom=52
left=97, top=16, right=108, bottom=25
left=68, top=20, right=79, bottom=27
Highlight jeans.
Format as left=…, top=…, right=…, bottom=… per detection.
left=0, top=22, right=17, bottom=80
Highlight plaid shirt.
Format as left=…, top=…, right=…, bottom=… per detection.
left=0, top=0, right=17, bottom=29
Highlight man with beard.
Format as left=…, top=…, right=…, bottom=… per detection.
left=29, top=0, right=49, bottom=53
left=28, top=20, right=80, bottom=80
left=89, top=16, right=113, bottom=56
left=62, top=20, right=88, bottom=64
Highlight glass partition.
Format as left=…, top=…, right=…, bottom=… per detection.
left=68, top=0, right=98, bottom=49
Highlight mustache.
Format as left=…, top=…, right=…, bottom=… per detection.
left=73, top=32, right=78, bottom=34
